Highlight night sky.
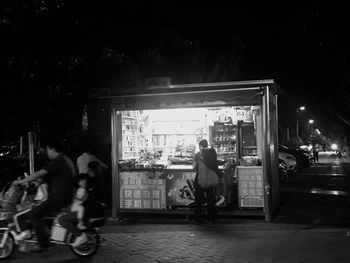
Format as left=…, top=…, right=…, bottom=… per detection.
left=1, top=0, right=349, bottom=143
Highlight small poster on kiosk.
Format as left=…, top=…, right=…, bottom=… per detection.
left=120, top=171, right=166, bottom=209
left=160, top=170, right=196, bottom=206
left=237, top=166, right=264, bottom=208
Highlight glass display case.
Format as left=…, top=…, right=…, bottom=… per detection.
left=118, top=106, right=261, bottom=170
left=211, top=121, right=237, bottom=162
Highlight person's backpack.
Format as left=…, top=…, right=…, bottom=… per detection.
left=202, top=148, right=218, bottom=168
left=197, top=149, right=219, bottom=189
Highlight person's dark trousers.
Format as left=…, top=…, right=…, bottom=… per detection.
left=194, top=186, right=216, bottom=222
left=58, top=212, right=82, bottom=237
left=15, top=202, right=44, bottom=231
left=27, top=199, right=63, bottom=248
left=15, top=208, right=32, bottom=231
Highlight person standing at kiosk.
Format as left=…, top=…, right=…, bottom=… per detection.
left=192, top=139, right=219, bottom=224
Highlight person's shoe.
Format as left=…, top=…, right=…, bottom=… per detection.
left=215, top=195, right=225, bottom=206
left=71, top=233, right=88, bottom=247
left=14, top=230, right=31, bottom=241
left=27, top=244, right=47, bottom=253
left=18, top=243, right=29, bottom=253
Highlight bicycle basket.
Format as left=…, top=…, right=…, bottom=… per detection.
left=0, top=182, right=24, bottom=212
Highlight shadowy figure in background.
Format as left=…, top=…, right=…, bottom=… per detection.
left=337, top=150, right=343, bottom=159
left=76, top=146, right=107, bottom=174
left=313, top=146, right=319, bottom=163
left=89, top=161, right=106, bottom=205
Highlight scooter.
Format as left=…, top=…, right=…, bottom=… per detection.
left=0, top=181, right=106, bottom=259
left=0, top=210, right=106, bottom=259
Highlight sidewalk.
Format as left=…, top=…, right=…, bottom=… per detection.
left=9, top=219, right=350, bottom=263
left=97, top=220, right=350, bottom=263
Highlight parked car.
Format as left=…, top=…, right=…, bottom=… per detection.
left=278, top=152, right=297, bottom=172
left=279, top=145, right=313, bottom=171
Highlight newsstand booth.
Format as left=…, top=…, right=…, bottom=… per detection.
left=103, top=79, right=280, bottom=221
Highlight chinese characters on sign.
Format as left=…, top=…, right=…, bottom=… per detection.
left=237, top=166, right=264, bottom=208
left=120, top=171, right=166, bottom=209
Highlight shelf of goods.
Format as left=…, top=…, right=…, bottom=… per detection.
left=122, top=115, right=138, bottom=159
left=212, top=121, right=236, bottom=158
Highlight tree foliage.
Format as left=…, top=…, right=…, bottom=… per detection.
left=1, top=0, right=350, bottom=146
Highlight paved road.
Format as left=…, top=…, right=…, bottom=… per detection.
left=5, top=152, right=350, bottom=262
left=275, top=152, right=350, bottom=227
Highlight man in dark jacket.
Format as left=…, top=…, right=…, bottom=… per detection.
left=14, top=135, right=75, bottom=252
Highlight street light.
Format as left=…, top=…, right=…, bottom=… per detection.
left=296, top=106, right=305, bottom=138
left=308, top=119, right=314, bottom=137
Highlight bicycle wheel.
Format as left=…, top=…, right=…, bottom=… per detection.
left=0, top=233, right=15, bottom=259
left=70, top=230, right=100, bottom=257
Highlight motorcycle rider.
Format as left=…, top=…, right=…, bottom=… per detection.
left=14, top=135, right=75, bottom=252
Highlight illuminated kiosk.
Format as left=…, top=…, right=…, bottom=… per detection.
left=101, top=79, right=281, bottom=221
